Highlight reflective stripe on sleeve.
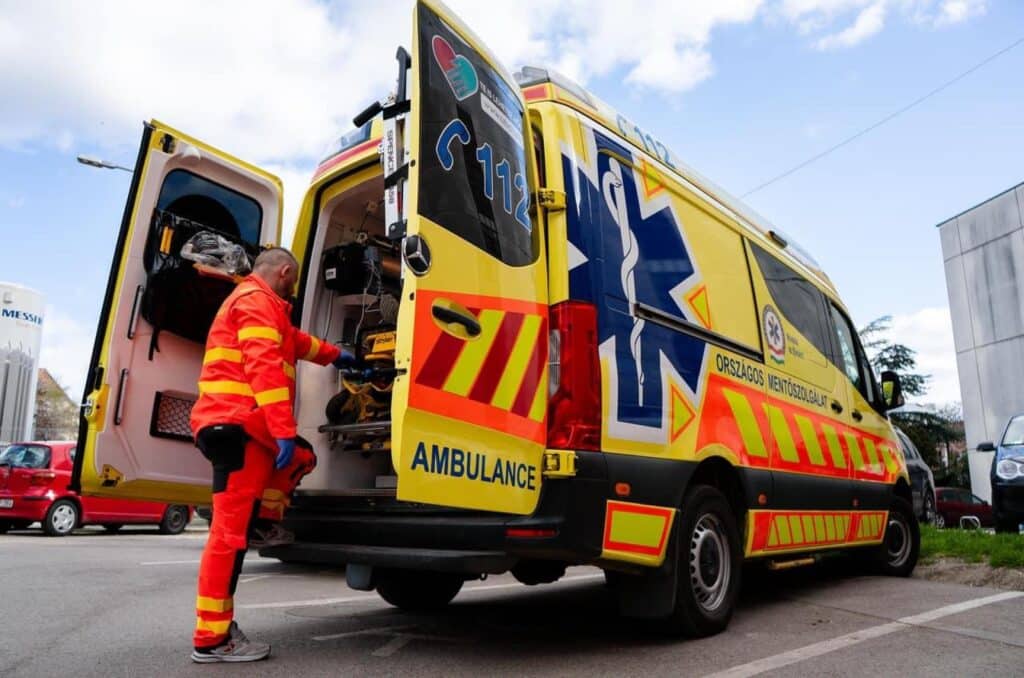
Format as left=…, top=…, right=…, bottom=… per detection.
left=195, top=618, right=232, bottom=634
left=283, top=362, right=296, bottom=379
left=203, top=347, right=243, bottom=364
left=302, top=336, right=322, bottom=361
left=238, top=326, right=283, bottom=343
left=198, top=380, right=254, bottom=397
left=255, top=387, right=290, bottom=406
left=196, top=596, right=233, bottom=613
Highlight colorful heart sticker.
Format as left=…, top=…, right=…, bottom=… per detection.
left=432, top=35, right=478, bottom=101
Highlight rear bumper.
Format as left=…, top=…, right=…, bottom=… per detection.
left=0, top=493, right=52, bottom=521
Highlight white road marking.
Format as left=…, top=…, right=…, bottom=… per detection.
left=312, top=624, right=465, bottom=656
left=372, top=635, right=414, bottom=657
left=705, top=591, right=1024, bottom=678
left=139, top=559, right=201, bottom=565
left=238, top=572, right=604, bottom=610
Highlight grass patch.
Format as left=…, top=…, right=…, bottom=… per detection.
left=920, top=525, right=1024, bottom=568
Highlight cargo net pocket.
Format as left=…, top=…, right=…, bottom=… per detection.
left=150, top=391, right=198, bottom=442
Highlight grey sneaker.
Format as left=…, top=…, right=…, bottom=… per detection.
left=249, top=523, right=295, bottom=549
left=191, top=622, right=270, bottom=663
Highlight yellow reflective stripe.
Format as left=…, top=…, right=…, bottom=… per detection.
left=196, top=596, right=233, bottom=613
left=723, top=389, right=768, bottom=458
left=195, top=618, right=232, bottom=634
left=844, top=432, right=865, bottom=470
left=283, top=362, right=295, bottom=379
left=254, top=387, right=290, bottom=406
left=491, top=314, right=543, bottom=410
left=302, top=336, right=321, bottom=361
left=609, top=511, right=667, bottom=549
left=825, top=515, right=836, bottom=541
left=238, top=326, right=282, bottom=343
left=880, top=444, right=901, bottom=474
left=765, top=404, right=799, bottom=463
left=794, top=415, right=826, bottom=466
left=767, top=522, right=779, bottom=547
left=863, top=439, right=881, bottom=473
left=821, top=424, right=846, bottom=469
left=775, top=516, right=792, bottom=545
left=199, top=380, right=253, bottom=397
left=262, top=488, right=286, bottom=501
left=813, top=515, right=826, bottom=542
left=443, top=309, right=504, bottom=396
left=527, top=366, right=548, bottom=422
left=802, top=515, right=815, bottom=544
left=203, top=347, right=242, bottom=364
left=788, top=515, right=804, bottom=544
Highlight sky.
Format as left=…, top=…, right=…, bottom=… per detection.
left=1, top=0, right=1020, bottom=408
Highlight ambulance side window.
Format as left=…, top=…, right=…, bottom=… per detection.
left=828, top=304, right=881, bottom=409
left=750, top=243, right=832, bottom=363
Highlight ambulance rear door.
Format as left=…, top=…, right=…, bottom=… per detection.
left=392, top=0, right=548, bottom=515
left=72, top=121, right=282, bottom=505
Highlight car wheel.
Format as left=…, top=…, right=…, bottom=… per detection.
left=935, top=512, right=946, bottom=529
left=867, top=497, right=920, bottom=577
left=44, top=499, right=79, bottom=537
left=159, top=506, right=190, bottom=535
left=376, top=570, right=464, bottom=611
left=102, top=524, right=124, bottom=534
left=923, top=491, right=936, bottom=526
left=659, top=485, right=742, bottom=637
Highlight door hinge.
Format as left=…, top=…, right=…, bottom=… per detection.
left=542, top=450, right=577, bottom=478
left=536, top=188, right=566, bottom=212
left=100, top=464, right=124, bottom=488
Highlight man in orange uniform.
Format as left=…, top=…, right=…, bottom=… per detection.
left=189, top=247, right=353, bottom=663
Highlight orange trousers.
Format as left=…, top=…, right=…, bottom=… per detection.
left=192, top=426, right=315, bottom=649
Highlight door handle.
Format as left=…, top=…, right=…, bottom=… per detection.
left=852, top=409, right=863, bottom=422
left=431, top=302, right=481, bottom=338
left=830, top=400, right=844, bottom=414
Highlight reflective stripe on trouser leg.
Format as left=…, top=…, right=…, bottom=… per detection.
left=194, top=439, right=273, bottom=649
left=258, top=444, right=316, bottom=522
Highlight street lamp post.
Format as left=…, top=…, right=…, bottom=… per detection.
left=76, top=155, right=133, bottom=172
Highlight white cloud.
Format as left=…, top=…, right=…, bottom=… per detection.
left=814, top=2, right=887, bottom=49
left=38, top=305, right=93, bottom=400
left=885, top=306, right=961, bottom=406
left=932, top=0, right=987, bottom=26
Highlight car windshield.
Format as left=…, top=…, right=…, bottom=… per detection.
left=1001, top=416, right=1024, bottom=446
left=0, top=444, right=51, bottom=469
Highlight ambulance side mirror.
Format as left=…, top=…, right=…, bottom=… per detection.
left=881, top=370, right=904, bottom=411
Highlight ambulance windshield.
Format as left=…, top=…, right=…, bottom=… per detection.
left=416, top=3, right=537, bottom=267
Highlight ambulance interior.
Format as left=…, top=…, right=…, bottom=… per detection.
left=295, top=167, right=404, bottom=497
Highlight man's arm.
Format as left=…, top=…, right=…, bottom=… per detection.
left=293, top=328, right=342, bottom=366
left=233, top=295, right=297, bottom=440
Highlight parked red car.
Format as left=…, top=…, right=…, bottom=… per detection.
left=934, top=486, right=994, bottom=529
left=0, top=441, right=192, bottom=536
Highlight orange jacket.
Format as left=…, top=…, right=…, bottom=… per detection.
left=190, top=274, right=340, bottom=442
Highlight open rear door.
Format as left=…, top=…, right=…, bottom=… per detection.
left=392, top=1, right=548, bottom=515
left=73, top=121, right=282, bottom=505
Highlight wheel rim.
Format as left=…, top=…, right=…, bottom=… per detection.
left=924, top=496, right=935, bottom=525
left=52, top=504, right=76, bottom=534
left=935, top=513, right=945, bottom=528
left=885, top=514, right=911, bottom=568
left=166, top=509, right=186, bottom=532
left=689, top=513, right=730, bottom=613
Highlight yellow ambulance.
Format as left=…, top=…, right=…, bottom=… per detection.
left=73, top=0, right=917, bottom=636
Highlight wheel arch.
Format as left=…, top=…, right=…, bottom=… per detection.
left=893, top=478, right=913, bottom=506
left=686, top=455, right=747, bottom=523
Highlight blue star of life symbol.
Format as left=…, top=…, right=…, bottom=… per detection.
left=563, top=129, right=706, bottom=430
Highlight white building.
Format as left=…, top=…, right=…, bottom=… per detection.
left=0, top=283, right=45, bottom=443
left=939, top=182, right=1024, bottom=502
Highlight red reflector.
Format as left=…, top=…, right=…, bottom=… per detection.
left=614, top=482, right=631, bottom=497
left=547, top=301, right=601, bottom=451
left=506, top=528, right=558, bottom=539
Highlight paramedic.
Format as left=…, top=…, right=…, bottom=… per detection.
left=188, top=247, right=354, bottom=663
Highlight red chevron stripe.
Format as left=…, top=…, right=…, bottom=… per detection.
left=510, top=325, right=546, bottom=417
left=468, top=312, right=525, bottom=404
left=415, top=329, right=468, bottom=389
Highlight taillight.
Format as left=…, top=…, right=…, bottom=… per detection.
left=30, top=471, right=56, bottom=486
left=547, top=301, right=601, bottom=451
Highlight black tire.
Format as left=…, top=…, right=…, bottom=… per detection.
left=660, top=485, right=742, bottom=637
left=102, top=524, right=124, bottom=533
left=43, top=499, right=79, bottom=537
left=868, top=497, right=920, bottom=577
left=376, top=570, right=464, bottom=611
left=159, top=505, right=190, bottom=535
left=994, top=516, right=1020, bottom=534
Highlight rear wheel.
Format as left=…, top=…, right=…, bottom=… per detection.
left=44, top=499, right=79, bottom=537
left=159, top=506, right=189, bottom=535
left=660, top=485, right=742, bottom=637
left=923, top=490, right=936, bottom=526
left=102, top=524, right=124, bottom=534
left=935, top=512, right=947, bottom=529
left=376, top=570, right=464, bottom=611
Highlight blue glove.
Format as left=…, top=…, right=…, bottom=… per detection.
left=332, top=349, right=357, bottom=369
left=275, top=438, right=296, bottom=470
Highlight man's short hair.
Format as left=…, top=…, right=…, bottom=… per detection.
left=254, top=247, right=298, bottom=271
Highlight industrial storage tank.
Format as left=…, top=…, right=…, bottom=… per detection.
left=0, top=283, right=45, bottom=443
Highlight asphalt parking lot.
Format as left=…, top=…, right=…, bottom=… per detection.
left=1, top=524, right=1022, bottom=677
